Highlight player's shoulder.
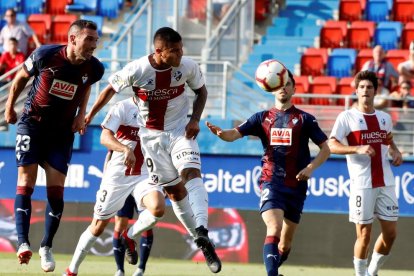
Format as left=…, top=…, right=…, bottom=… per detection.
left=31, top=45, right=64, bottom=60
left=375, top=109, right=392, bottom=120
left=180, top=56, right=199, bottom=67
left=292, top=106, right=316, bottom=120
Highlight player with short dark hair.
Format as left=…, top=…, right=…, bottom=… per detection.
left=206, top=69, right=330, bottom=276
left=4, top=19, right=104, bottom=272
left=329, top=70, right=402, bottom=276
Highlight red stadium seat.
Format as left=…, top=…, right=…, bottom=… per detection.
left=300, top=48, right=329, bottom=76
left=347, top=21, right=375, bottom=49
left=46, top=0, right=70, bottom=15
left=320, top=20, right=348, bottom=48
left=336, top=77, right=355, bottom=106
left=28, top=14, right=52, bottom=44
left=339, top=0, right=363, bottom=21
left=401, top=22, right=414, bottom=49
left=292, top=76, right=310, bottom=105
left=187, top=0, right=206, bottom=21
left=355, top=48, right=373, bottom=72
left=393, top=0, right=414, bottom=23
left=386, top=49, right=409, bottom=71
left=51, top=14, right=78, bottom=44
left=309, top=76, right=337, bottom=105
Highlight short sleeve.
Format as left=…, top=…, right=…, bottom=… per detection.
left=306, top=114, right=327, bottom=145
left=101, top=102, right=124, bottom=133
left=23, top=49, right=40, bottom=76
left=329, top=111, right=349, bottom=142
left=237, top=111, right=264, bottom=137
left=184, top=58, right=205, bottom=91
left=108, top=61, right=137, bottom=92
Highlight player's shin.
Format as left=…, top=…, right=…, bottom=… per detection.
left=185, top=178, right=208, bottom=228
left=127, top=210, right=162, bottom=240
left=15, top=186, right=34, bottom=245
left=139, top=229, right=154, bottom=271
left=263, top=236, right=280, bottom=276
left=170, top=195, right=197, bottom=237
left=353, top=257, right=368, bottom=276
left=367, top=251, right=389, bottom=276
left=68, top=228, right=98, bottom=274
left=113, top=231, right=126, bottom=272
left=41, top=186, right=64, bottom=247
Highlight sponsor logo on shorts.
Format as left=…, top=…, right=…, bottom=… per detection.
left=270, top=128, right=292, bottom=145
left=176, top=151, right=200, bottom=160
left=49, top=79, right=78, bottom=100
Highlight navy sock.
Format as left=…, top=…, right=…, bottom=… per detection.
left=15, top=187, right=33, bottom=245
left=263, top=236, right=280, bottom=276
left=278, top=248, right=291, bottom=267
left=41, top=187, right=64, bottom=248
left=113, top=231, right=125, bottom=272
left=138, top=229, right=154, bottom=271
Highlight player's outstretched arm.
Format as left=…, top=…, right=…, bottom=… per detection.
left=205, top=121, right=242, bottom=142
left=4, top=68, right=31, bottom=124
left=85, top=84, right=116, bottom=125
left=73, top=86, right=92, bottom=134
left=296, top=141, right=330, bottom=181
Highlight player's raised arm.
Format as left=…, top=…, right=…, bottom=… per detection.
left=205, top=121, right=242, bottom=142
left=4, top=68, right=31, bottom=124
left=85, top=84, right=116, bottom=125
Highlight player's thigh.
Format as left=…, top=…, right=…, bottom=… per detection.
left=94, top=178, right=136, bottom=220
left=43, top=162, right=66, bottom=187
left=116, top=194, right=136, bottom=219
left=44, top=130, right=74, bottom=175
left=132, top=176, right=165, bottom=212
left=171, top=135, right=201, bottom=173
left=349, top=187, right=377, bottom=224
left=375, top=186, right=399, bottom=222
left=17, top=164, right=38, bottom=187
left=16, top=116, right=42, bottom=169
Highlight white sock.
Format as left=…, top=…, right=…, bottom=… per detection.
left=368, top=251, right=389, bottom=276
left=69, top=227, right=98, bottom=273
left=353, top=257, right=368, bottom=276
left=185, top=178, right=208, bottom=228
left=128, top=209, right=162, bottom=240
left=170, top=195, right=197, bottom=237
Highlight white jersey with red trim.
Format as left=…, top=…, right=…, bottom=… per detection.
left=108, top=55, right=205, bottom=131
left=101, top=97, right=147, bottom=181
left=330, top=108, right=395, bottom=189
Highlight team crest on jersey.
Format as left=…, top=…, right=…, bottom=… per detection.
left=49, top=79, right=78, bottom=100
left=359, top=119, right=364, bottom=124
left=173, top=70, right=182, bottom=81
left=381, top=118, right=386, bottom=126
left=145, top=79, right=154, bottom=86
left=270, top=128, right=292, bottom=145
left=292, top=118, right=298, bottom=125
left=82, top=74, right=88, bottom=84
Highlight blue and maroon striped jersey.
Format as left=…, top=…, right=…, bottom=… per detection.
left=22, top=45, right=104, bottom=128
left=237, top=106, right=327, bottom=189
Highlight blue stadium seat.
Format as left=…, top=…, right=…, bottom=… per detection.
left=98, top=0, right=119, bottom=19
left=20, top=0, right=44, bottom=16
left=0, top=0, right=20, bottom=15
left=327, top=48, right=357, bottom=78
left=80, top=15, right=103, bottom=36
left=366, top=0, right=389, bottom=22
left=374, top=21, right=403, bottom=50
left=66, top=0, right=98, bottom=13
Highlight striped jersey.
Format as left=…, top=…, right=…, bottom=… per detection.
left=330, top=108, right=395, bottom=189
left=108, top=55, right=205, bottom=131
left=237, top=106, right=327, bottom=191
left=101, top=97, right=146, bottom=178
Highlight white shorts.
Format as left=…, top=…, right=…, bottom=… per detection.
left=139, top=124, right=201, bottom=186
left=349, top=185, right=399, bottom=224
left=93, top=174, right=164, bottom=220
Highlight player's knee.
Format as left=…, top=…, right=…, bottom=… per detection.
left=165, top=183, right=187, bottom=201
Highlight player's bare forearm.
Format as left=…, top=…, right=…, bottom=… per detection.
left=191, top=86, right=207, bottom=122
left=101, top=128, right=135, bottom=167
left=5, top=69, right=30, bottom=124
left=205, top=121, right=242, bottom=142
left=310, top=142, right=330, bottom=170
left=388, top=140, right=403, bottom=166
left=78, top=86, right=92, bottom=117
left=328, top=137, right=358, bottom=154
left=86, top=85, right=116, bottom=124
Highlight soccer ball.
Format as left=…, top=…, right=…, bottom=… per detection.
left=255, top=59, right=289, bottom=92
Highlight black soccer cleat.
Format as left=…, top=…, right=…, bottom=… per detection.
left=194, top=226, right=222, bottom=273
left=121, top=230, right=138, bottom=265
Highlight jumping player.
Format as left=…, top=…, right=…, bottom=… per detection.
left=64, top=95, right=165, bottom=276
left=206, top=69, right=330, bottom=276
left=3, top=20, right=104, bottom=272
left=84, top=27, right=221, bottom=273
left=329, top=70, right=402, bottom=276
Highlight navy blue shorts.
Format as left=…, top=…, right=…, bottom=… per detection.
left=16, top=114, right=74, bottom=175
left=117, top=194, right=137, bottom=219
left=260, top=181, right=307, bottom=224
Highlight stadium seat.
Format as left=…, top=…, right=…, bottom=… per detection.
left=386, top=49, right=409, bottom=71
left=401, top=22, right=414, bottom=49
left=97, top=0, right=119, bottom=19
left=46, top=0, right=68, bottom=15
left=347, top=21, right=375, bottom=49
left=374, top=21, right=402, bottom=50
left=20, top=0, right=44, bottom=16
left=66, top=0, right=97, bottom=13
left=393, top=0, right=414, bottom=23
left=80, top=15, right=103, bottom=36
left=309, top=76, right=337, bottom=105
left=339, top=0, right=363, bottom=21
left=300, top=48, right=328, bottom=76
left=255, top=0, right=271, bottom=22
left=51, top=14, right=78, bottom=44
left=292, top=76, right=310, bottom=105
left=327, top=48, right=356, bottom=78
left=366, top=0, right=390, bottom=22
left=28, top=14, right=52, bottom=44
left=355, top=48, right=373, bottom=71
left=336, top=77, right=355, bottom=106
left=320, top=20, right=348, bottom=48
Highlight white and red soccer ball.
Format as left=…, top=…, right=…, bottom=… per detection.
left=255, top=59, right=289, bottom=92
